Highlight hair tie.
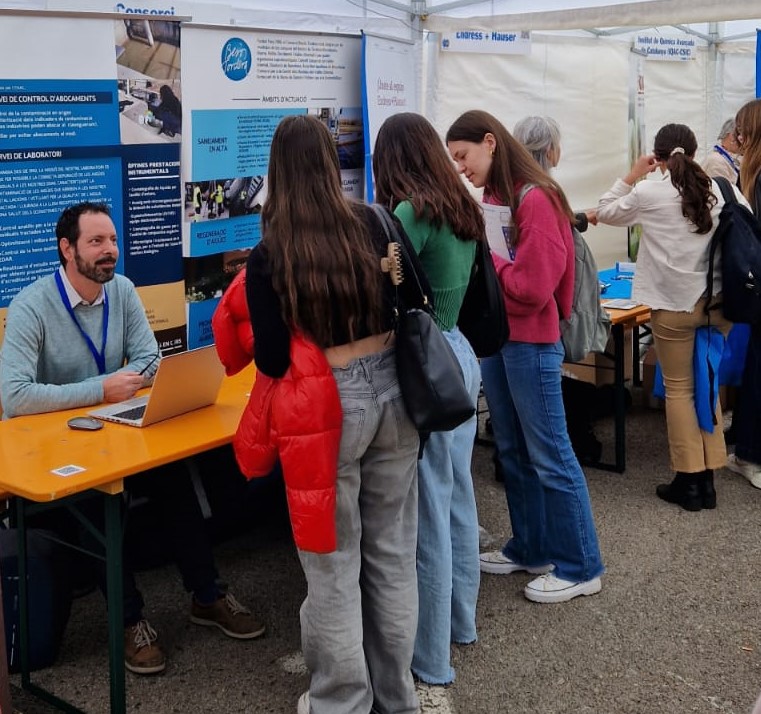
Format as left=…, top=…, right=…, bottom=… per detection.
left=670, top=147, right=685, bottom=157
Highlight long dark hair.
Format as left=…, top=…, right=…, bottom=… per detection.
left=445, top=110, right=574, bottom=244
left=262, top=115, right=382, bottom=346
left=373, top=113, right=485, bottom=243
left=652, top=123, right=715, bottom=234
left=737, top=100, right=761, bottom=211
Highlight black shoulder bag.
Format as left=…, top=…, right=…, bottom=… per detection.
left=371, top=205, right=476, bottom=432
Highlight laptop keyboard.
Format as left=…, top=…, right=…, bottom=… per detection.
left=113, top=405, right=147, bottom=421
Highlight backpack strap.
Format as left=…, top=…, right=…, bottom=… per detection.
left=517, top=183, right=537, bottom=205
left=704, top=176, right=734, bottom=317
left=713, top=175, right=735, bottom=205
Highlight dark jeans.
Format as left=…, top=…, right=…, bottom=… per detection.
left=734, top=323, right=761, bottom=465
left=28, top=459, right=218, bottom=627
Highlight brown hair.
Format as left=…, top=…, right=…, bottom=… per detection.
left=262, top=115, right=382, bottom=346
left=55, top=201, right=111, bottom=266
left=737, top=99, right=761, bottom=212
left=372, top=112, right=485, bottom=243
left=445, top=110, right=574, bottom=244
left=652, top=123, right=715, bottom=234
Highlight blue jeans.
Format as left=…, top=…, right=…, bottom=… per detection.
left=298, top=348, right=419, bottom=714
left=480, top=340, right=604, bottom=583
left=412, top=328, right=481, bottom=685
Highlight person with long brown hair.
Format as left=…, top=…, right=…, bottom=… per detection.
left=373, top=112, right=483, bottom=685
left=245, top=114, right=424, bottom=714
left=727, top=100, right=761, bottom=487
left=446, top=110, right=604, bottom=604
left=595, top=123, right=745, bottom=509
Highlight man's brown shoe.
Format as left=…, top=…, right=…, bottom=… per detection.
left=190, top=591, right=266, bottom=639
left=124, top=619, right=166, bottom=675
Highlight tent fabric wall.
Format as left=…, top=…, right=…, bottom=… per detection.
left=428, top=34, right=632, bottom=267
left=425, top=31, right=757, bottom=268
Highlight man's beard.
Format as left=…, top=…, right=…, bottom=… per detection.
left=74, top=252, right=116, bottom=283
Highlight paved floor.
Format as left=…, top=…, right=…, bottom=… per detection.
left=7, top=398, right=761, bottom=714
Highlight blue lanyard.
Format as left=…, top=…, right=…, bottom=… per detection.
left=713, top=145, right=740, bottom=177
left=54, top=271, right=109, bottom=375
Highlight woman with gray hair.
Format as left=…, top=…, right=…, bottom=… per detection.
left=513, top=115, right=593, bottom=231
left=513, top=115, right=562, bottom=172
left=702, top=118, right=741, bottom=184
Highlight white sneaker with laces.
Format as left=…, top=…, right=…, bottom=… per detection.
left=297, top=691, right=310, bottom=714
left=727, top=453, right=761, bottom=489
left=524, top=573, right=602, bottom=604
left=479, top=550, right=553, bottom=575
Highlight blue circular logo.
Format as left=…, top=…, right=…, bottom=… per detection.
left=221, top=38, right=251, bottom=81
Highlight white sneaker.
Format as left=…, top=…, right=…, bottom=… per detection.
left=524, top=573, right=602, bottom=604
left=479, top=550, right=553, bottom=575
left=727, top=453, right=761, bottom=489
left=297, top=691, right=309, bottom=714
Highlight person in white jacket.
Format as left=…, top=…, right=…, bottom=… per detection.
left=591, top=123, right=748, bottom=511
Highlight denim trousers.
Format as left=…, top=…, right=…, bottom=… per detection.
left=412, top=327, right=481, bottom=685
left=298, top=348, right=420, bottom=714
left=734, top=323, right=761, bottom=465
left=480, top=340, right=604, bottom=583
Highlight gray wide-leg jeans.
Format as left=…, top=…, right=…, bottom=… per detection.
left=298, top=348, right=420, bottom=714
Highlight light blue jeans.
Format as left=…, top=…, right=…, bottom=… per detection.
left=412, top=327, right=481, bottom=685
left=298, top=348, right=420, bottom=714
left=480, top=340, right=604, bottom=583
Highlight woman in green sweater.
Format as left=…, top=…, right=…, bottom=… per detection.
left=373, top=112, right=485, bottom=686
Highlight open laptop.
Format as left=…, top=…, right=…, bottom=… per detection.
left=88, top=346, right=225, bottom=427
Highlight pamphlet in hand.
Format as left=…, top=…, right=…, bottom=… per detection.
left=481, top=204, right=514, bottom=261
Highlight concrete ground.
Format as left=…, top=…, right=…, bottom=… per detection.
left=9, top=395, right=761, bottom=714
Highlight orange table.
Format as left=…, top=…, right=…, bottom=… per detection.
left=602, top=302, right=652, bottom=472
left=0, top=365, right=255, bottom=714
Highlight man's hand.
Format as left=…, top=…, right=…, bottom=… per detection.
left=102, top=372, right=144, bottom=403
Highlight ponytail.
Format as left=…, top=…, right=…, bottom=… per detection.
left=653, top=124, right=716, bottom=235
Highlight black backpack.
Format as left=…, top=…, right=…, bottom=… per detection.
left=706, top=176, right=761, bottom=324
left=457, top=240, right=509, bottom=357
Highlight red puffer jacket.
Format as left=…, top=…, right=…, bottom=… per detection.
left=212, top=269, right=341, bottom=553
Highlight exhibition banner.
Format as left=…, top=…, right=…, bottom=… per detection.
left=757, top=30, right=760, bottom=98
left=0, top=12, right=186, bottom=352
left=181, top=26, right=362, bottom=348
left=361, top=32, right=418, bottom=202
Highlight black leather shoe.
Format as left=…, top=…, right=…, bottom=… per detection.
left=656, top=472, right=702, bottom=511
left=700, top=469, right=717, bottom=509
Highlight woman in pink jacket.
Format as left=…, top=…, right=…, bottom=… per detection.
left=446, top=110, right=604, bottom=604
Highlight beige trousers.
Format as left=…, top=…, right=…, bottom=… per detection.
left=650, top=297, right=732, bottom=473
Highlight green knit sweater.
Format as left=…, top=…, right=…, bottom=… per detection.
left=394, top=200, right=476, bottom=331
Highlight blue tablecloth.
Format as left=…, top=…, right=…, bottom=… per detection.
left=599, top=267, right=633, bottom=299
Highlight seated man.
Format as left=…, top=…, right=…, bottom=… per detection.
left=0, top=202, right=265, bottom=675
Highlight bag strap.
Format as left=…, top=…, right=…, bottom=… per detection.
left=370, top=204, right=433, bottom=311
left=704, top=177, right=734, bottom=317
left=713, top=175, right=735, bottom=205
